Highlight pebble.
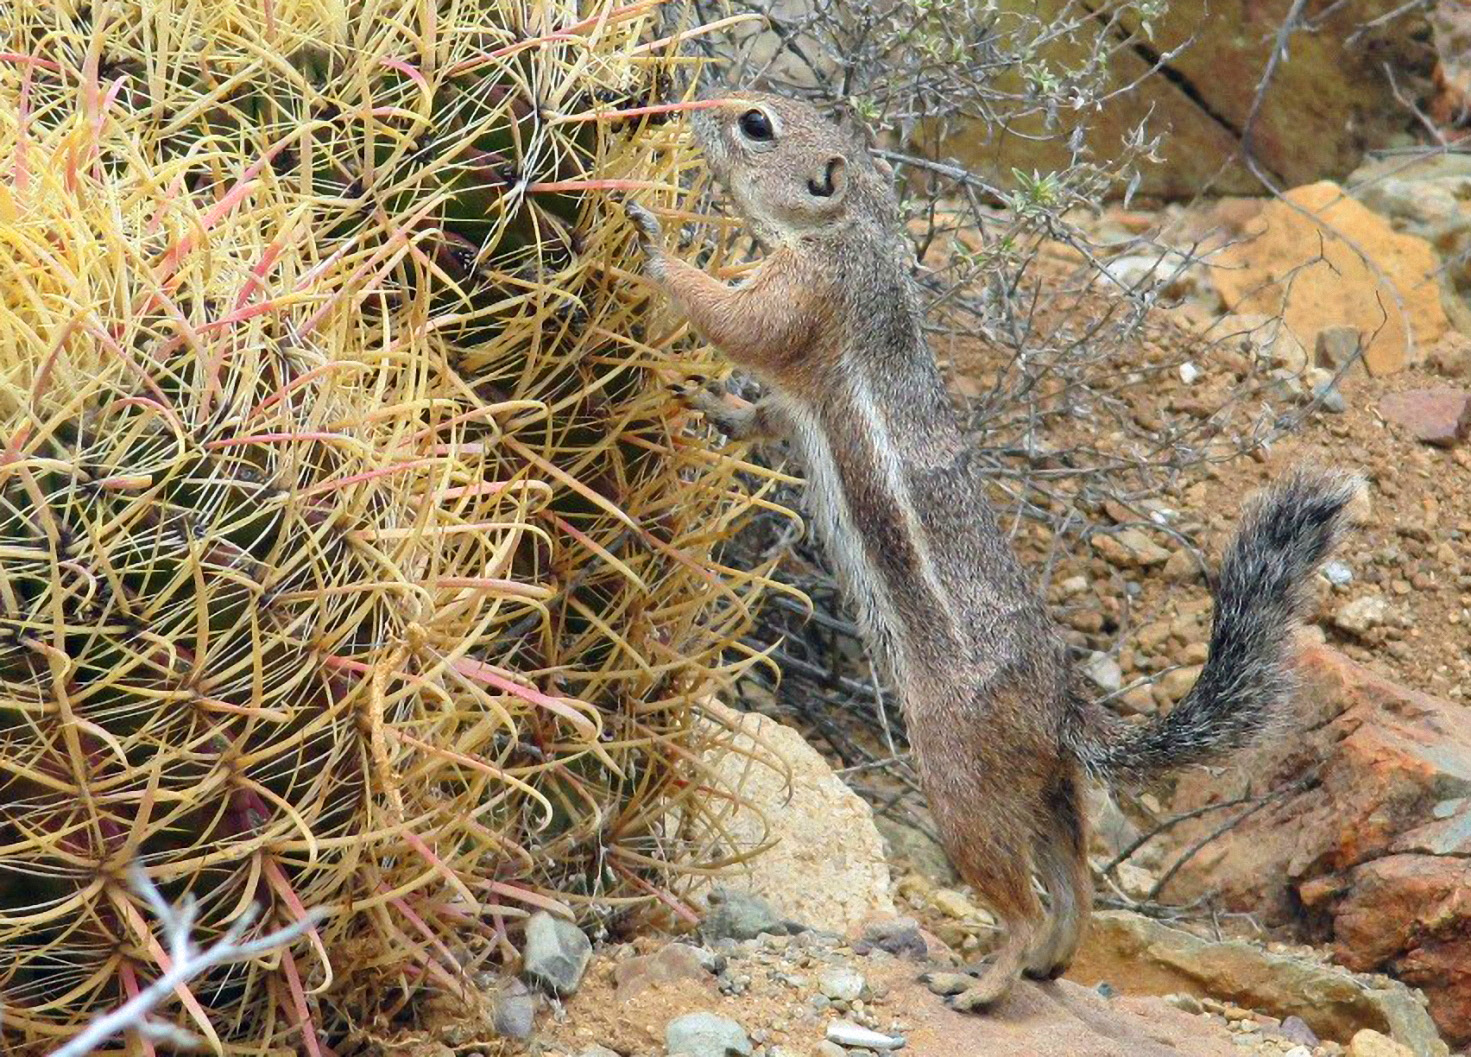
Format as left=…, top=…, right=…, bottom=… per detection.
left=1346, top=1029, right=1414, bottom=1057
left=817, top=1044, right=847, bottom=1057
left=1082, top=652, right=1124, bottom=693
left=818, top=967, right=866, bottom=1002
left=1094, top=528, right=1171, bottom=568
left=930, top=888, right=981, bottom=920
left=490, top=978, right=536, bottom=1039
left=666, top=1012, right=753, bottom=1057
left=521, top=911, right=592, bottom=996
left=1160, top=664, right=1203, bottom=702
left=826, top=1020, right=905, bottom=1051
left=1059, top=574, right=1090, bottom=598
left=1323, top=559, right=1354, bottom=586
left=577, top=1047, right=621, bottom=1057
left=1179, top=361, right=1201, bottom=385
left=1163, top=548, right=1201, bottom=583
left=852, top=917, right=928, bottom=961
left=1284, top=1048, right=1313, bottom=1057
left=1333, top=595, right=1390, bottom=636
left=703, top=887, right=791, bottom=941
left=1279, top=1015, right=1320, bottom=1046
left=1164, top=993, right=1203, bottom=1014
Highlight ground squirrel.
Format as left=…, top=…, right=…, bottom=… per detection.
left=626, top=91, right=1359, bottom=1011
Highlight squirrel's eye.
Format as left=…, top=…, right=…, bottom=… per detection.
left=738, top=109, right=774, bottom=142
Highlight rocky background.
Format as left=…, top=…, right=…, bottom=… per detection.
left=419, top=4, right=1471, bottom=1056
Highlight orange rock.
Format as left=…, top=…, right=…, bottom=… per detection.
left=1334, top=855, right=1471, bottom=1046
left=1209, top=182, right=1450, bottom=376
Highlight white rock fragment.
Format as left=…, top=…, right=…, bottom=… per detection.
left=826, top=1020, right=905, bottom=1050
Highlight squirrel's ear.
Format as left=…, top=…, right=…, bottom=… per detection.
left=806, top=155, right=848, bottom=200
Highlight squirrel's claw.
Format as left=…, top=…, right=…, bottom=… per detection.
left=668, top=375, right=714, bottom=405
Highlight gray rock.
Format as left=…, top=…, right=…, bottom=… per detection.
left=817, top=966, right=865, bottom=1002
left=521, top=911, right=592, bottom=996
left=1082, top=652, right=1123, bottom=693
left=701, top=886, right=793, bottom=941
left=666, top=1012, right=752, bottom=1057
left=825, top=1020, right=905, bottom=1051
left=852, top=917, right=929, bottom=961
left=577, top=1048, right=622, bottom=1057
left=491, top=978, right=536, bottom=1039
left=1324, top=560, right=1354, bottom=586
left=1280, top=1015, right=1320, bottom=1046
left=1334, top=595, right=1390, bottom=637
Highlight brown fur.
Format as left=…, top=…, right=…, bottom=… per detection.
left=625, top=90, right=1353, bottom=1011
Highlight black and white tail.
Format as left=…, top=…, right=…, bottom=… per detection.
left=1077, top=468, right=1361, bottom=784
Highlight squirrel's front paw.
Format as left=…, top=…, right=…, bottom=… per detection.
left=623, top=200, right=663, bottom=245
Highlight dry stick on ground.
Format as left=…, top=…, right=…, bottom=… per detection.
left=47, top=865, right=326, bottom=1057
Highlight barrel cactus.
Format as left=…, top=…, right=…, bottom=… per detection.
left=0, top=1, right=767, bottom=1052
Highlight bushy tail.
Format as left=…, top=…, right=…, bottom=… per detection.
left=1077, top=467, right=1361, bottom=784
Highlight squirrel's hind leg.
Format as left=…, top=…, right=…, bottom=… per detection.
left=1023, top=775, right=1093, bottom=980
left=939, top=851, right=1044, bottom=1013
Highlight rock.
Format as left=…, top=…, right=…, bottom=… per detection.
left=522, top=911, right=592, bottom=996
left=1144, top=647, right=1471, bottom=1048
left=576, top=1048, right=622, bottom=1057
left=490, top=978, right=536, bottom=1040
left=1102, top=250, right=1204, bottom=298
left=1349, top=1029, right=1416, bottom=1057
left=1058, top=574, right=1090, bottom=598
left=1070, top=911, right=1449, bottom=1057
left=1324, top=560, right=1354, bottom=586
left=1333, top=594, right=1390, bottom=636
left=1081, top=652, right=1123, bottom=693
left=1317, top=325, right=1367, bottom=374
left=931, top=0, right=1437, bottom=200
left=930, top=888, right=989, bottom=923
left=874, top=816, right=958, bottom=884
left=1378, top=389, right=1471, bottom=447
left=1114, top=863, right=1157, bottom=900
left=818, top=966, right=866, bottom=1002
left=1210, top=182, right=1451, bottom=376
left=826, top=1020, right=904, bottom=1051
left=614, top=942, right=715, bottom=1002
left=1333, top=854, right=1471, bottom=1047
left=1209, top=312, right=1309, bottom=373
left=1280, top=1015, right=1320, bottom=1046
left=1093, top=528, right=1171, bottom=568
left=1160, top=665, right=1202, bottom=703
left=1163, top=548, right=1201, bottom=584
left=852, top=916, right=929, bottom=960
left=817, top=1044, right=847, bottom=1057
left=1344, top=483, right=1374, bottom=527
left=702, top=887, right=793, bottom=942
left=1179, top=361, right=1201, bottom=385
left=695, top=701, right=896, bottom=934
left=666, top=1012, right=752, bottom=1057
left=1308, top=367, right=1349, bottom=413
left=1427, top=334, right=1471, bottom=379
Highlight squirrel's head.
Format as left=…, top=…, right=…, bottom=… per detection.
left=691, top=90, right=892, bottom=245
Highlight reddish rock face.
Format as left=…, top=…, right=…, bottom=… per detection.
left=1333, top=855, right=1471, bottom=1042
left=1143, top=646, right=1471, bottom=1046
left=1378, top=390, right=1471, bottom=447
